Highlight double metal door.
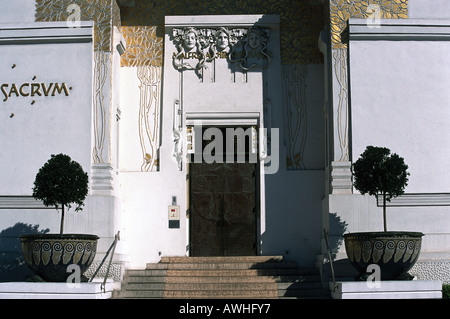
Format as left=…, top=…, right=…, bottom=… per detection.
left=189, top=162, right=257, bottom=256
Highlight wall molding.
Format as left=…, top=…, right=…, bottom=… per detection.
left=0, top=21, right=93, bottom=45
left=0, top=196, right=51, bottom=210
left=186, top=112, right=259, bottom=126
left=165, top=15, right=280, bottom=28
left=349, top=18, right=450, bottom=41
left=377, top=193, right=450, bottom=207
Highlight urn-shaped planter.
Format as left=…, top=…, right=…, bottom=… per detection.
left=22, top=154, right=98, bottom=282
left=20, top=233, right=99, bottom=282
left=343, top=231, right=423, bottom=280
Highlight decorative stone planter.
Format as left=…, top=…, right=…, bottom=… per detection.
left=343, top=231, right=424, bottom=280
left=20, top=234, right=99, bottom=282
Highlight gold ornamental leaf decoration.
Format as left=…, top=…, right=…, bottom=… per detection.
left=330, top=0, right=408, bottom=49
left=121, top=26, right=163, bottom=67
left=119, top=0, right=325, bottom=66
left=35, top=0, right=120, bottom=52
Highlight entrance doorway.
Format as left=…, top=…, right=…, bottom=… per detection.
left=188, top=126, right=258, bottom=256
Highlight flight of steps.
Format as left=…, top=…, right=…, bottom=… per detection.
left=112, top=256, right=331, bottom=299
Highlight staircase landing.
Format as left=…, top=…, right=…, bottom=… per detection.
left=113, top=256, right=330, bottom=299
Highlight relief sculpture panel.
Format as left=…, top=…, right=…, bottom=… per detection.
left=170, top=26, right=271, bottom=74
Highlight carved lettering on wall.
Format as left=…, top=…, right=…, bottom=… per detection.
left=170, top=26, right=272, bottom=72
left=1, top=82, right=71, bottom=102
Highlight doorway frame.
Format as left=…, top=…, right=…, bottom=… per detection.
left=185, top=112, right=265, bottom=256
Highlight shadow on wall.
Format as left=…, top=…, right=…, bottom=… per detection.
left=0, top=223, right=49, bottom=282
left=327, top=212, right=348, bottom=260
left=323, top=212, right=360, bottom=279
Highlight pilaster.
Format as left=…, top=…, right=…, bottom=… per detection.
left=34, top=0, right=127, bottom=268
left=324, top=0, right=408, bottom=195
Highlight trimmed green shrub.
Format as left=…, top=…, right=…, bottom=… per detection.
left=32, top=154, right=89, bottom=234
left=352, top=146, right=409, bottom=232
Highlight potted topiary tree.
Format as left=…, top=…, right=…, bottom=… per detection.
left=20, top=154, right=99, bottom=282
left=343, top=146, right=424, bottom=280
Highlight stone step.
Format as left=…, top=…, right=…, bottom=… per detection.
left=277, top=281, right=325, bottom=290
left=279, top=289, right=332, bottom=299
left=123, top=275, right=166, bottom=283
left=164, top=289, right=279, bottom=299
left=114, top=290, right=164, bottom=299
left=123, top=283, right=166, bottom=291
left=123, top=275, right=323, bottom=285
left=124, top=282, right=277, bottom=291
left=113, top=256, right=330, bottom=299
left=118, top=290, right=277, bottom=299
left=163, top=269, right=312, bottom=277
left=160, top=256, right=284, bottom=263
left=146, top=261, right=299, bottom=270
left=126, top=269, right=167, bottom=277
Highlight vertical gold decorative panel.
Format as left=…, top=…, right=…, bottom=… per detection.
left=333, top=48, right=349, bottom=162
left=137, top=66, right=161, bottom=172
left=92, top=50, right=109, bottom=164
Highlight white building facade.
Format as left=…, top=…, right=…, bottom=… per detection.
left=0, top=0, right=449, bottom=284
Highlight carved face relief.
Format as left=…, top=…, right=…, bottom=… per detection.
left=216, top=30, right=229, bottom=52
left=170, top=26, right=272, bottom=72
left=183, top=29, right=197, bottom=52
left=247, top=31, right=261, bottom=50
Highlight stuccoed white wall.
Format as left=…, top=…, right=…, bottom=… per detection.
left=0, top=22, right=130, bottom=281
left=0, top=0, right=36, bottom=23
left=349, top=27, right=450, bottom=193
left=119, top=64, right=188, bottom=266
left=0, top=25, right=93, bottom=196
left=409, top=0, right=450, bottom=19
left=119, top=63, right=188, bottom=266
left=119, top=76, right=188, bottom=268
left=263, top=171, right=325, bottom=266
left=328, top=19, right=450, bottom=263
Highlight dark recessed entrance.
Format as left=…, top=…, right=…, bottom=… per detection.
left=188, top=126, right=258, bottom=256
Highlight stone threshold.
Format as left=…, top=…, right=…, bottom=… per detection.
left=330, top=280, right=442, bottom=299
left=0, top=281, right=119, bottom=299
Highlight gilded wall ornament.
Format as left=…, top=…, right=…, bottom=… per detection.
left=35, top=0, right=121, bottom=52
left=119, top=0, right=325, bottom=67
left=137, top=66, right=161, bottom=172
left=330, top=0, right=408, bottom=49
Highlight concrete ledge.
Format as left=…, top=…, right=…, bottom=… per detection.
left=330, top=280, right=442, bottom=299
left=165, top=14, right=280, bottom=28
left=349, top=18, right=450, bottom=41
left=0, top=282, right=118, bottom=299
left=0, top=21, right=93, bottom=44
